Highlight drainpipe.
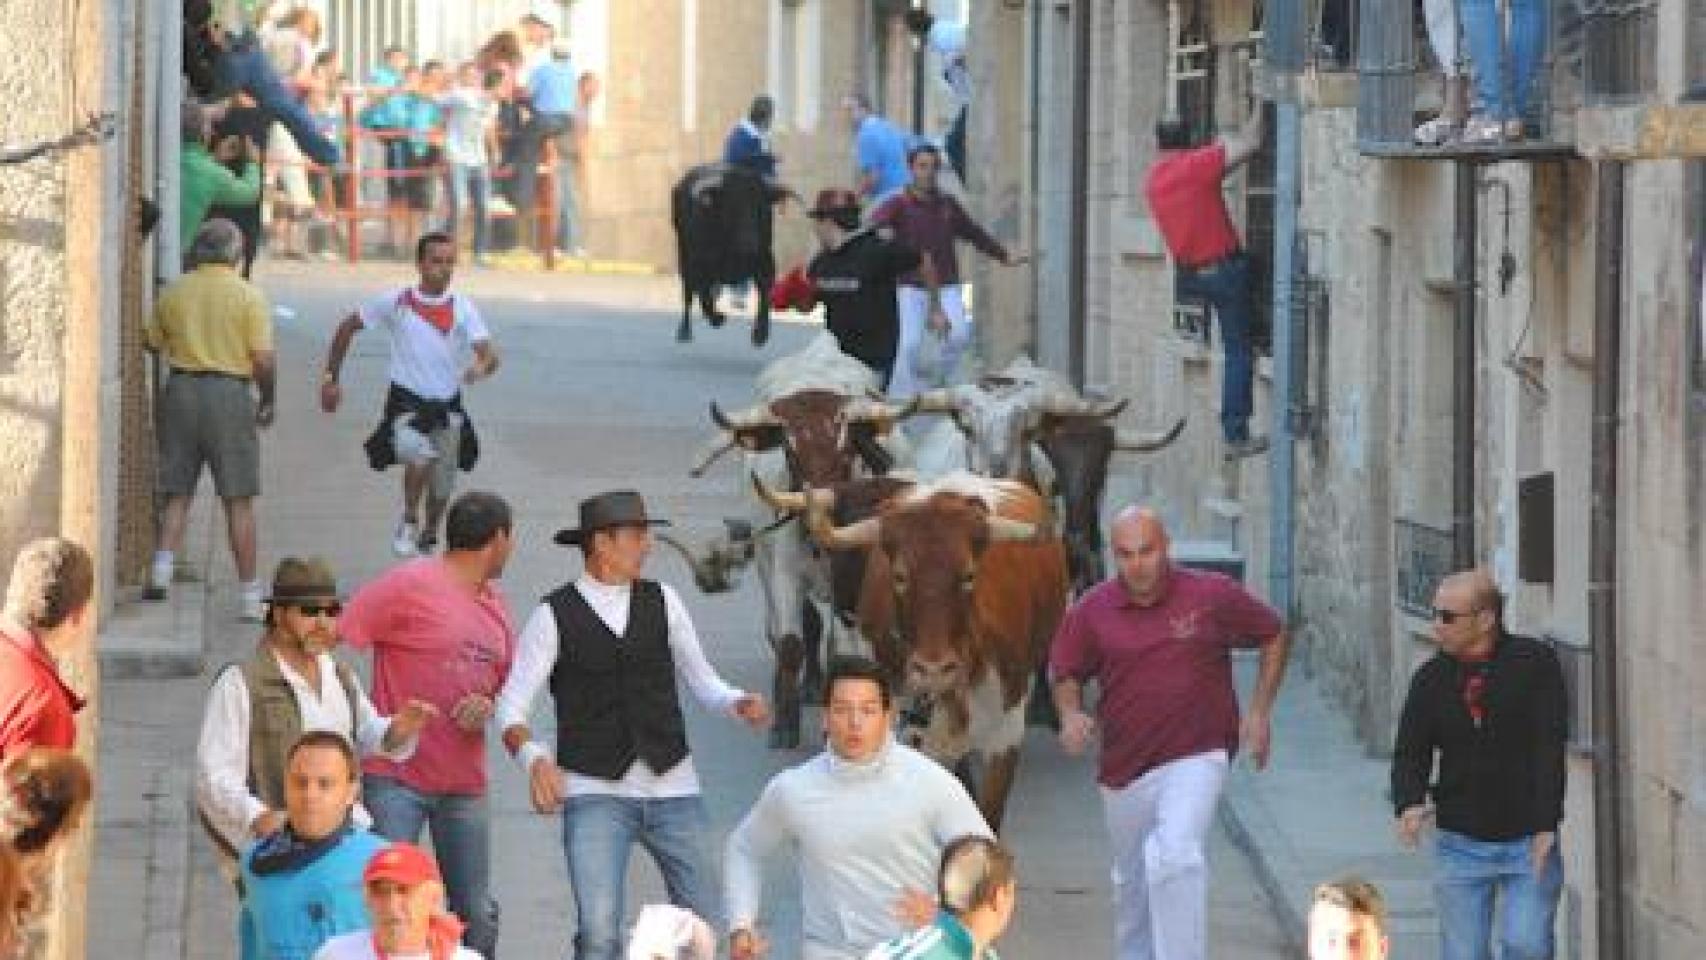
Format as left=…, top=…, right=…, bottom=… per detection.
left=1027, top=0, right=1043, bottom=353
left=1589, top=158, right=1628, bottom=960
left=1266, top=0, right=1303, bottom=614
left=1452, top=160, right=1477, bottom=569
left=912, top=5, right=928, bottom=134
left=1066, top=0, right=1092, bottom=387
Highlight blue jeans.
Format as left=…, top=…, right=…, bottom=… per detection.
left=446, top=164, right=491, bottom=256
left=214, top=36, right=341, bottom=165
left=1461, top=0, right=1546, bottom=122
left=1175, top=252, right=1255, bottom=443
left=364, top=775, right=499, bottom=959
left=1433, top=829, right=1563, bottom=960
left=561, top=794, right=717, bottom=960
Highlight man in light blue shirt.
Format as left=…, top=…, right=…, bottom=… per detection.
left=515, top=40, right=583, bottom=255
left=844, top=93, right=911, bottom=207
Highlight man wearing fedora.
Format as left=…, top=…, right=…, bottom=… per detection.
left=771, top=187, right=921, bottom=388
left=340, top=492, right=517, bottom=960
left=197, top=557, right=437, bottom=960
left=494, top=490, right=770, bottom=960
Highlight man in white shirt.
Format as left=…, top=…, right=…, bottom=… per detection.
left=724, top=656, right=993, bottom=960
left=494, top=490, right=770, bottom=960
left=196, top=558, right=434, bottom=960
left=313, top=842, right=486, bottom=960
left=321, top=232, right=501, bottom=558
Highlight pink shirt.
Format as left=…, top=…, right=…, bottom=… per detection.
left=1049, top=565, right=1281, bottom=789
left=340, top=558, right=515, bottom=794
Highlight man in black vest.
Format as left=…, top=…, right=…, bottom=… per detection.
left=494, top=490, right=770, bottom=960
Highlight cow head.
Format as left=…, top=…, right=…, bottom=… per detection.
left=915, top=381, right=1127, bottom=481
left=804, top=480, right=1041, bottom=695
left=693, top=389, right=918, bottom=487
left=654, top=520, right=757, bottom=594
left=1033, top=414, right=1186, bottom=592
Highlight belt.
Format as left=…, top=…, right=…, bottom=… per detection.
left=1180, top=249, right=1244, bottom=273
left=171, top=367, right=248, bottom=382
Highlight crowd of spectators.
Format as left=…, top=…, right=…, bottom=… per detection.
left=180, top=3, right=601, bottom=269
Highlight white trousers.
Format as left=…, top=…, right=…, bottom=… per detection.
left=1100, top=749, right=1229, bottom=960
left=888, top=285, right=971, bottom=399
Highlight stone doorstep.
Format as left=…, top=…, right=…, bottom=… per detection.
left=97, top=498, right=216, bottom=680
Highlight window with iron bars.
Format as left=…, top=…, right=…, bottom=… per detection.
left=1576, top=0, right=1656, bottom=103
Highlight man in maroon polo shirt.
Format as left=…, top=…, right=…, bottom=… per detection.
left=0, top=538, right=94, bottom=760
left=1050, top=507, right=1288, bottom=960
left=1143, top=103, right=1267, bottom=459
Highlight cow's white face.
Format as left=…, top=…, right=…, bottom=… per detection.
left=956, top=389, right=1041, bottom=480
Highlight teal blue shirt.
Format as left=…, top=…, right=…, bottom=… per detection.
left=866, top=913, right=996, bottom=960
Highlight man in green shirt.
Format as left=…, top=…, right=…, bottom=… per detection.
left=180, top=99, right=261, bottom=253
left=864, top=837, right=1017, bottom=960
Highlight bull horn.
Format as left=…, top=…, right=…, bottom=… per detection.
left=985, top=515, right=1041, bottom=543
left=710, top=400, right=778, bottom=432
left=1040, top=387, right=1126, bottom=418
left=846, top=395, right=922, bottom=424
left=810, top=514, right=882, bottom=551
left=911, top=388, right=963, bottom=415
left=751, top=473, right=810, bottom=514
left=1114, top=417, right=1187, bottom=452
left=654, top=532, right=704, bottom=568
left=689, top=436, right=737, bottom=477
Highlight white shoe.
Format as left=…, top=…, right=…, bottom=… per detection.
left=240, top=587, right=266, bottom=623
left=392, top=521, right=421, bottom=558
left=1412, top=115, right=1461, bottom=146
left=143, top=557, right=172, bottom=601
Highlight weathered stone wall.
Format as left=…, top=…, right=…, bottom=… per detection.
left=0, top=0, right=74, bottom=558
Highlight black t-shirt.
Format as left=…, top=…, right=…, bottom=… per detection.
left=807, top=227, right=920, bottom=382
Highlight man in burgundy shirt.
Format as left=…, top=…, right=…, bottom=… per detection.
left=0, top=538, right=94, bottom=760
left=1143, top=104, right=1267, bottom=459
left=1050, top=507, right=1288, bottom=960
left=870, top=143, right=1024, bottom=398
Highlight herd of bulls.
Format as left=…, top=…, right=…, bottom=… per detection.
left=663, top=334, right=1184, bottom=830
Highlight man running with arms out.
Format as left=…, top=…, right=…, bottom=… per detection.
left=724, top=656, right=991, bottom=960
left=322, top=232, right=500, bottom=557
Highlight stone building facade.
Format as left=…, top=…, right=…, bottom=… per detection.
left=965, top=0, right=1706, bottom=955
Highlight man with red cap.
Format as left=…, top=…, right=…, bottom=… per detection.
left=773, top=188, right=920, bottom=387
left=313, top=842, right=483, bottom=960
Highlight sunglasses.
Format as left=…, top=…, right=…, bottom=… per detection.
left=288, top=602, right=343, bottom=618
left=1432, top=607, right=1477, bottom=624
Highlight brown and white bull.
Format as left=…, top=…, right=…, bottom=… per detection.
left=687, top=335, right=919, bottom=748
left=776, top=472, right=1070, bottom=830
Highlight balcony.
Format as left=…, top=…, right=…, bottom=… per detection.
left=1355, top=0, right=1581, bottom=160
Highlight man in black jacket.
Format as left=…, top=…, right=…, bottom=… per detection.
left=1391, top=569, right=1567, bottom=960
left=492, top=491, right=770, bottom=960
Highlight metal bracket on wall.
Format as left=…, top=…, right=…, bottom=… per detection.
left=1291, top=230, right=1330, bottom=441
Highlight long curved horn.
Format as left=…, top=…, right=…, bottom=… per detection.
left=846, top=395, right=922, bottom=425
left=1114, top=417, right=1187, bottom=452
left=911, top=388, right=964, bottom=415
left=810, top=514, right=883, bottom=550
left=985, top=515, right=1040, bottom=543
left=689, top=436, right=737, bottom=477
left=709, top=400, right=778, bottom=432
left=654, top=532, right=704, bottom=569
left=1039, top=386, right=1127, bottom=418
left=751, top=473, right=809, bottom=514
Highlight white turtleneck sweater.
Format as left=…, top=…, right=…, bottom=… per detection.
left=724, top=740, right=992, bottom=960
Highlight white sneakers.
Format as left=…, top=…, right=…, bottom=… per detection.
left=393, top=521, right=421, bottom=559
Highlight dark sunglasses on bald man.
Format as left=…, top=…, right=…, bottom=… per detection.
left=1432, top=606, right=1478, bottom=624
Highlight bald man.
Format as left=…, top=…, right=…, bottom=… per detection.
left=1391, top=570, right=1567, bottom=960
left=1048, top=507, right=1287, bottom=960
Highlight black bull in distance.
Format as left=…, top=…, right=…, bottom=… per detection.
left=671, top=163, right=787, bottom=347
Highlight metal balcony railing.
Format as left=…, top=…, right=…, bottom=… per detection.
left=1356, top=0, right=1578, bottom=158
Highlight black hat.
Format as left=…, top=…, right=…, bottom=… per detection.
left=554, top=491, right=671, bottom=546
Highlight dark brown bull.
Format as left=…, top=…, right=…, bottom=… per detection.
left=792, top=477, right=1069, bottom=830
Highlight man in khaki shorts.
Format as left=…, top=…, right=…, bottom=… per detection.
left=145, top=218, right=277, bottom=621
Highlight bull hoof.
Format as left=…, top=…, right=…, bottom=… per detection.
left=707, top=310, right=727, bottom=329
left=676, top=327, right=692, bottom=343
left=801, top=666, right=825, bottom=704
left=768, top=725, right=801, bottom=750
left=751, top=322, right=770, bottom=348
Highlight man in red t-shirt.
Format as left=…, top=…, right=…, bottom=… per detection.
left=0, top=539, right=94, bottom=761
left=1143, top=104, right=1267, bottom=459
left=1050, top=507, right=1288, bottom=960
left=340, top=491, right=516, bottom=960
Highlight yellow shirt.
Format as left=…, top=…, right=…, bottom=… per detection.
left=146, top=265, right=273, bottom=378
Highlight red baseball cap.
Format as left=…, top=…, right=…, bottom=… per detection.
left=364, top=843, right=442, bottom=887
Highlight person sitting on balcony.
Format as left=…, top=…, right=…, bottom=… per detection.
left=1143, top=103, right=1268, bottom=460
left=1412, top=0, right=1471, bottom=145
left=1458, top=0, right=1545, bottom=144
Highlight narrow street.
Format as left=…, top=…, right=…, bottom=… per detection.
left=93, top=261, right=1291, bottom=960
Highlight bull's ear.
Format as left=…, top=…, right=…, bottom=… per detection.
left=735, top=425, right=788, bottom=452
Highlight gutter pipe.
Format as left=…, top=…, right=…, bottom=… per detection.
left=1067, top=0, right=1092, bottom=387
left=1265, top=0, right=1303, bottom=614
left=1452, top=160, right=1477, bottom=569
